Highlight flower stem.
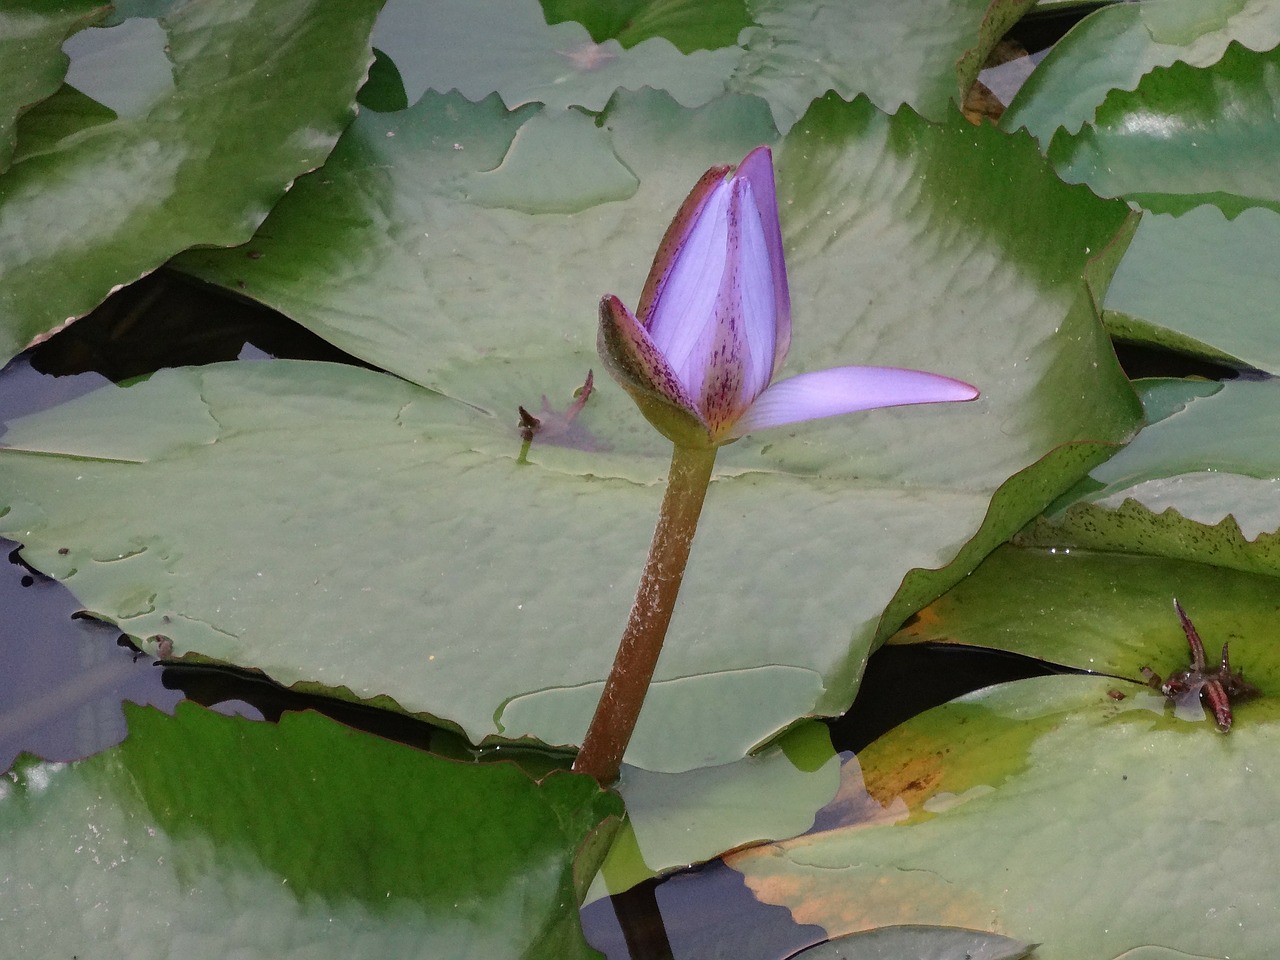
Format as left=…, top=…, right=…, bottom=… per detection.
left=573, top=442, right=718, bottom=785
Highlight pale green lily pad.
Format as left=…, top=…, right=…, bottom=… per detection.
left=369, top=0, right=1035, bottom=133
left=791, top=926, right=1036, bottom=960
left=0, top=0, right=107, bottom=173
left=728, top=670, right=1280, bottom=959
left=541, top=0, right=753, bottom=53
left=1047, top=42, right=1280, bottom=217
left=587, top=720, right=841, bottom=902
left=1103, top=207, right=1280, bottom=371
left=729, top=0, right=1036, bottom=131
left=371, top=0, right=741, bottom=114
left=1003, top=0, right=1280, bottom=142
left=890, top=544, right=1280, bottom=683
left=1020, top=378, right=1280, bottom=574
left=0, top=702, right=621, bottom=959
left=0, top=0, right=382, bottom=366
left=15, top=90, right=1138, bottom=768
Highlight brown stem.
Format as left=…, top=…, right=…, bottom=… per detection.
left=572, top=443, right=718, bottom=785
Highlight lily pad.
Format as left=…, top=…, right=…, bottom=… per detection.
left=0, top=702, right=621, bottom=959
left=540, top=0, right=753, bottom=53
left=890, top=543, right=1280, bottom=685
left=370, top=0, right=741, bottom=114
left=1020, top=378, right=1280, bottom=575
left=728, top=669, right=1280, bottom=959
left=790, top=925, right=1036, bottom=960
left=368, top=0, right=1037, bottom=133
left=66, top=90, right=1134, bottom=765
left=1046, top=41, right=1280, bottom=217
left=1103, top=206, right=1280, bottom=371
left=1003, top=0, right=1280, bottom=142
left=0, top=0, right=383, bottom=366
left=587, top=720, right=841, bottom=901
left=0, top=0, right=107, bottom=173
left=729, top=0, right=1037, bottom=131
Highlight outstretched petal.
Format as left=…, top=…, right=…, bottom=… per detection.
left=728, top=366, right=979, bottom=438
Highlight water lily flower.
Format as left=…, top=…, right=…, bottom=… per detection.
left=598, top=146, right=977, bottom=448
left=574, top=146, right=978, bottom=785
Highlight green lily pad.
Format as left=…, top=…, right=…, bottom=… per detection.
left=791, top=926, right=1036, bottom=960
left=0, top=0, right=383, bottom=366
left=370, top=0, right=741, bottom=114
left=728, top=668, right=1280, bottom=959
left=368, top=0, right=1036, bottom=133
left=0, top=0, right=107, bottom=173
left=540, top=0, right=753, bottom=53
left=729, top=0, right=1036, bottom=131
left=890, top=543, right=1280, bottom=684
left=1020, top=378, right=1280, bottom=574
left=1047, top=42, right=1280, bottom=217
left=1003, top=0, right=1280, bottom=142
left=7, top=91, right=1139, bottom=769
left=0, top=702, right=621, bottom=959
left=1103, top=206, right=1280, bottom=371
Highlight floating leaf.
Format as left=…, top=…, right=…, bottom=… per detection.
left=789, top=925, right=1036, bottom=960
left=0, top=0, right=383, bottom=365
left=8, top=93, right=1138, bottom=770
left=729, top=0, right=1036, bottom=131
left=1003, top=0, right=1280, bottom=142
left=729, top=668, right=1280, bottom=959
left=369, top=0, right=1038, bottom=133
left=1047, top=42, right=1280, bottom=217
left=890, top=543, right=1280, bottom=684
left=540, top=0, right=753, bottom=53
left=1020, top=378, right=1280, bottom=574
left=370, top=0, right=740, bottom=114
left=0, top=702, right=621, bottom=958
left=0, top=0, right=107, bottom=173
left=1104, top=206, right=1280, bottom=371
left=587, top=720, right=841, bottom=901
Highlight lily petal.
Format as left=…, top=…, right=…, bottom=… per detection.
left=644, top=182, right=733, bottom=393
left=728, top=366, right=979, bottom=438
left=597, top=294, right=710, bottom=446
left=637, top=164, right=730, bottom=324
left=733, top=146, right=791, bottom=378
left=695, top=177, right=778, bottom=437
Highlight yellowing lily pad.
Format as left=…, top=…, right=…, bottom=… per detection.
left=728, top=669, right=1280, bottom=958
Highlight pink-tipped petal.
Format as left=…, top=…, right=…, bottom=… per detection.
left=728, top=366, right=979, bottom=437
left=733, top=146, right=791, bottom=376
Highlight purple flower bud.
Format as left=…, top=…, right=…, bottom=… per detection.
left=599, top=146, right=977, bottom=447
